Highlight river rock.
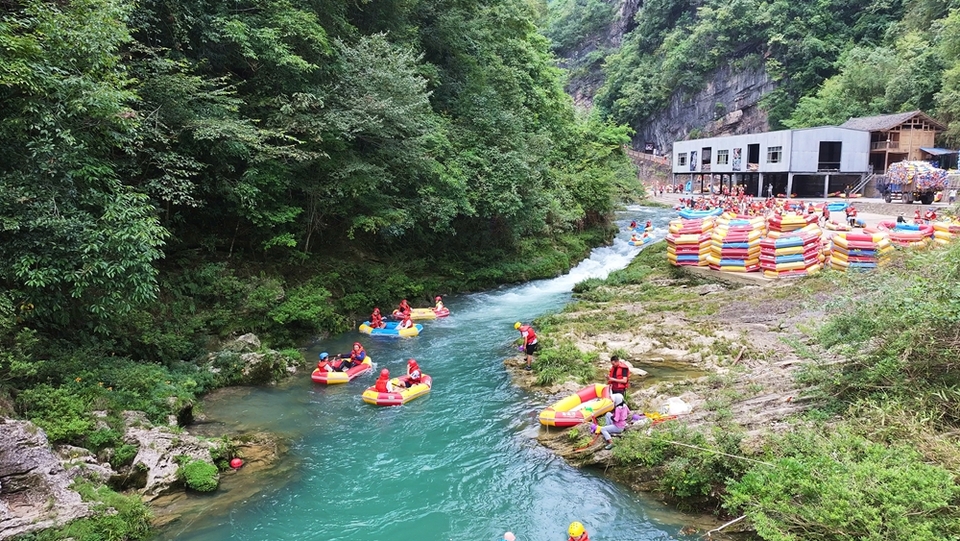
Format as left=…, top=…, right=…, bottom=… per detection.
left=225, top=333, right=261, bottom=352
left=0, top=419, right=104, bottom=539
left=120, top=411, right=217, bottom=500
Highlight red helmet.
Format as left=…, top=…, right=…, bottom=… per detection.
left=435, top=296, right=442, bottom=301
left=353, top=342, right=362, bottom=349
left=407, top=358, right=418, bottom=368
left=373, top=307, right=380, bottom=313
left=380, top=368, right=389, bottom=377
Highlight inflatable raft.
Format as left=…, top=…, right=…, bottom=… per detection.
left=394, top=307, right=450, bottom=320
left=361, top=374, right=433, bottom=406
left=311, top=356, right=373, bottom=384
left=539, top=384, right=614, bottom=427
left=359, top=321, right=423, bottom=337
left=678, top=207, right=723, bottom=220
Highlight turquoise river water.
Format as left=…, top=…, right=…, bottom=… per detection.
left=157, top=206, right=707, bottom=541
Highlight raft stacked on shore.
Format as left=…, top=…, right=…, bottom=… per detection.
left=829, top=232, right=894, bottom=271
left=932, top=220, right=960, bottom=245
left=666, top=217, right=715, bottom=266
left=759, top=225, right=824, bottom=278
left=705, top=213, right=766, bottom=272
left=875, top=222, right=934, bottom=248
left=766, top=212, right=818, bottom=239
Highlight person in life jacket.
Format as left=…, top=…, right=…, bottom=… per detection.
left=392, top=299, right=411, bottom=318
left=845, top=204, right=858, bottom=227
left=434, top=296, right=444, bottom=311
left=514, top=322, right=538, bottom=371
left=914, top=208, right=923, bottom=224
left=336, top=342, right=366, bottom=371
left=629, top=220, right=637, bottom=230
left=567, top=521, right=590, bottom=541
left=924, top=207, right=937, bottom=222
left=398, top=313, right=414, bottom=329
left=607, top=355, right=630, bottom=396
left=370, top=307, right=385, bottom=329
left=374, top=368, right=398, bottom=393
left=317, top=352, right=330, bottom=370
left=806, top=202, right=815, bottom=215
left=398, top=358, right=422, bottom=388
left=645, top=219, right=652, bottom=231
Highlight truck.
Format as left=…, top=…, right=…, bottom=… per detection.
left=877, top=161, right=948, bottom=204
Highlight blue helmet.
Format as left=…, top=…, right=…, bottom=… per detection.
left=319, top=352, right=329, bottom=360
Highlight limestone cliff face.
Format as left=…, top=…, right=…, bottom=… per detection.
left=633, top=63, right=776, bottom=154
left=558, top=0, right=776, bottom=153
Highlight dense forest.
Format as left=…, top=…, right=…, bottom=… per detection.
left=544, top=0, right=960, bottom=144
left=0, top=0, right=640, bottom=500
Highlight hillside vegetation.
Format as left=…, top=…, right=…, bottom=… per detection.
left=0, top=1, right=641, bottom=535
left=544, top=0, right=960, bottom=143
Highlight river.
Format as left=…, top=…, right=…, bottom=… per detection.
left=157, top=205, right=705, bottom=541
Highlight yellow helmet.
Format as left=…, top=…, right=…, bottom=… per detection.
left=568, top=522, right=585, bottom=537
left=514, top=321, right=522, bottom=330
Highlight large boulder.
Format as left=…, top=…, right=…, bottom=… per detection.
left=206, top=334, right=301, bottom=385
left=119, top=412, right=218, bottom=501
left=0, top=419, right=110, bottom=539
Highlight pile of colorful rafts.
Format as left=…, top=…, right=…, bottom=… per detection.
left=759, top=224, right=824, bottom=278
left=933, top=220, right=960, bottom=246
left=829, top=232, right=895, bottom=271
left=705, top=213, right=766, bottom=272
left=666, top=217, right=715, bottom=267
left=766, top=211, right=818, bottom=239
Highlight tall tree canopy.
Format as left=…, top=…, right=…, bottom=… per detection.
left=0, top=0, right=638, bottom=334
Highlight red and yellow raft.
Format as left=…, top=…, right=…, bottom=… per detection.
left=311, top=357, right=373, bottom=384
left=361, top=374, right=433, bottom=406
left=539, top=384, right=614, bottom=427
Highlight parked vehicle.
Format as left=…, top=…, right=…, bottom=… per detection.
left=877, top=161, right=948, bottom=204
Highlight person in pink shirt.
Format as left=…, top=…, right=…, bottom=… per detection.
left=600, top=393, right=631, bottom=450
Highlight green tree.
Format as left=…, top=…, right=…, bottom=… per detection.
left=0, top=0, right=168, bottom=327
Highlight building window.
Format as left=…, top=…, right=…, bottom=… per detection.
left=766, top=146, right=782, bottom=164
left=716, top=149, right=729, bottom=165
left=678, top=153, right=687, bottom=166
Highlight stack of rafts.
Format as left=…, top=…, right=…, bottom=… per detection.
left=759, top=224, right=824, bottom=278
left=666, top=217, right=715, bottom=266
left=933, top=220, right=960, bottom=246
left=766, top=212, right=818, bottom=239
left=705, top=214, right=765, bottom=272
left=829, top=232, right=894, bottom=271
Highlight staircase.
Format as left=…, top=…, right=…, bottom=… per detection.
left=852, top=172, right=875, bottom=194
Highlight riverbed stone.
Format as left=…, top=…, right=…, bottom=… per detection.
left=0, top=419, right=101, bottom=539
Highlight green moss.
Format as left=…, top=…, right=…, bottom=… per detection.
left=178, top=458, right=219, bottom=492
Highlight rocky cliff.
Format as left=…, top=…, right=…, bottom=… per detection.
left=558, top=0, right=776, bottom=154
left=634, top=63, right=775, bottom=154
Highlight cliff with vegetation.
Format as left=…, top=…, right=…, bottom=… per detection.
left=544, top=0, right=960, bottom=151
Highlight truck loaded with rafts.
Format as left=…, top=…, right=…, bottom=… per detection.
left=877, top=160, right=948, bottom=204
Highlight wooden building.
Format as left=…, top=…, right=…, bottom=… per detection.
left=840, top=111, right=946, bottom=172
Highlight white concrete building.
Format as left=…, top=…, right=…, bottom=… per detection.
left=671, top=127, right=871, bottom=197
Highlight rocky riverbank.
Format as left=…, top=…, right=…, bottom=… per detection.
left=505, top=238, right=852, bottom=537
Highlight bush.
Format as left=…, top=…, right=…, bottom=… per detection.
left=725, top=427, right=960, bottom=541
left=19, top=481, right=152, bottom=541
left=178, top=458, right=219, bottom=492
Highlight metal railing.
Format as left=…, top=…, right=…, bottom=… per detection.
left=870, top=141, right=899, bottom=150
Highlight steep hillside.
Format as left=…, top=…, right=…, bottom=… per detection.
left=544, top=0, right=960, bottom=153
